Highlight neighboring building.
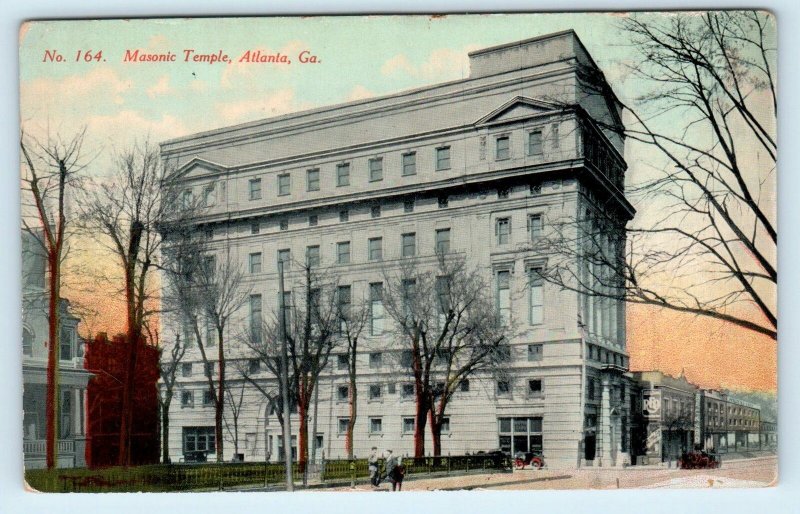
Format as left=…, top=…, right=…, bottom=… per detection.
left=84, top=333, right=161, bottom=467
left=699, top=390, right=763, bottom=452
left=159, top=31, right=634, bottom=468
left=22, top=231, right=91, bottom=469
left=760, top=420, right=777, bottom=448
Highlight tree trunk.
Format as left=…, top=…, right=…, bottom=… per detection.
left=346, top=374, right=357, bottom=459
left=298, top=397, right=309, bottom=472
left=215, top=326, right=225, bottom=463
left=413, top=391, right=428, bottom=458
left=45, top=253, right=61, bottom=469
left=430, top=412, right=442, bottom=457
left=161, top=400, right=171, bottom=464
left=118, top=268, right=140, bottom=467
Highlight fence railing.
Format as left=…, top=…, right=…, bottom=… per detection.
left=26, top=454, right=511, bottom=493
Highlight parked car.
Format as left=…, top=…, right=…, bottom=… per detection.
left=678, top=449, right=719, bottom=469
left=514, top=450, right=544, bottom=470
left=474, top=449, right=511, bottom=468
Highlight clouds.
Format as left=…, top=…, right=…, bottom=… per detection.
left=214, top=88, right=313, bottom=125
left=380, top=45, right=481, bottom=81
left=146, top=75, right=171, bottom=98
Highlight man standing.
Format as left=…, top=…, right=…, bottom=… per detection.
left=384, top=449, right=404, bottom=491
left=368, top=447, right=380, bottom=487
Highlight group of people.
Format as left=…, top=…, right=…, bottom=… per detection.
left=367, top=448, right=405, bottom=491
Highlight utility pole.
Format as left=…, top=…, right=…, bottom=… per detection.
left=278, top=260, right=294, bottom=492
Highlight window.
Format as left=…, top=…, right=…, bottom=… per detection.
left=337, top=286, right=351, bottom=330
left=309, top=214, right=318, bottom=227
left=368, top=237, right=383, bottom=261
left=369, top=158, right=383, bottom=182
left=436, top=275, right=451, bottom=325
left=370, top=283, right=384, bottom=335
left=401, top=233, right=416, bottom=257
left=248, top=359, right=260, bottom=374
left=203, top=390, right=214, bottom=406
left=205, top=362, right=215, bottom=377
left=440, top=417, right=451, bottom=434
left=307, top=169, right=320, bottom=191
left=551, top=124, right=560, bottom=149
left=337, top=163, right=350, bottom=186
left=498, top=417, right=543, bottom=455
left=337, top=242, right=351, bottom=265
left=205, top=316, right=216, bottom=347
left=402, top=152, right=417, bottom=176
left=497, top=270, right=511, bottom=325
left=249, top=294, right=262, bottom=342
left=337, top=385, right=349, bottom=401
left=306, top=245, right=320, bottom=267
left=60, top=326, right=73, bottom=360
left=460, top=379, right=470, bottom=392
left=528, top=379, right=543, bottom=397
left=204, top=226, right=214, bottom=239
left=528, top=130, right=543, bottom=156
left=249, top=252, right=262, bottom=274
left=278, top=249, right=291, bottom=266
left=401, top=350, right=413, bottom=369
left=496, top=346, right=511, bottom=362
left=528, top=344, right=543, bottom=362
left=403, top=417, right=415, bottom=434
left=338, top=418, right=349, bottom=434
left=438, top=195, right=449, bottom=208
left=387, top=383, right=396, bottom=394
left=496, top=218, right=511, bottom=245
left=182, top=362, right=192, bottom=377
left=371, top=205, right=381, bottom=218
left=277, top=219, right=288, bottom=232
left=369, top=352, right=383, bottom=369
left=496, top=136, right=510, bottom=160
left=403, top=199, right=415, bottom=213
left=278, top=173, right=290, bottom=196
left=183, top=427, right=215, bottom=453
left=530, top=183, right=542, bottom=196
left=497, top=380, right=510, bottom=395
left=588, top=378, right=596, bottom=400
left=339, top=209, right=349, bottom=222
left=251, top=222, right=260, bottom=235
left=435, top=228, right=451, bottom=254
left=498, top=187, right=510, bottom=199
left=182, top=189, right=193, bottom=208
left=436, top=146, right=451, bottom=170
left=369, top=384, right=382, bottom=400
left=337, top=354, right=349, bottom=370
left=181, top=390, right=194, bottom=408
left=369, top=417, right=383, bottom=434
left=249, top=178, right=262, bottom=200
left=529, top=267, right=544, bottom=325
left=528, top=214, right=543, bottom=240
left=402, top=383, right=415, bottom=398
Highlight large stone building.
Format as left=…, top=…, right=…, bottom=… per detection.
left=159, top=30, right=635, bottom=469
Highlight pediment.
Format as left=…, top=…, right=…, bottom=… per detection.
left=474, top=96, right=562, bottom=127
left=172, top=158, right=228, bottom=180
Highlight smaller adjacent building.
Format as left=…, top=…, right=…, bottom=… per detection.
left=699, top=390, right=763, bottom=452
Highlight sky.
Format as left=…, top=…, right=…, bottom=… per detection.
left=18, top=13, right=777, bottom=392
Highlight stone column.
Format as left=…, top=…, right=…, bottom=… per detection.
left=598, top=376, right=612, bottom=466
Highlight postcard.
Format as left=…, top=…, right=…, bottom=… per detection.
left=19, top=12, right=776, bottom=493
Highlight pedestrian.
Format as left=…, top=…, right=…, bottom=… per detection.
left=368, top=447, right=380, bottom=487
left=384, top=450, right=405, bottom=491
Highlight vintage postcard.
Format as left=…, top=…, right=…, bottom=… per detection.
left=19, top=12, right=777, bottom=493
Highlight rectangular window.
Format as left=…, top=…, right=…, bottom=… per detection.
left=460, top=379, right=470, bottom=392
left=339, top=209, right=349, bottom=222
left=371, top=205, right=381, bottom=218
left=369, top=158, right=383, bottom=182
left=279, top=219, right=289, bottom=231
left=438, top=195, right=449, bottom=208
left=496, top=218, right=511, bottom=245
left=528, top=214, right=543, bottom=240
left=337, top=242, right=351, bottom=265
left=205, top=316, right=216, bottom=347
left=338, top=418, right=349, bottom=434
left=527, top=344, right=543, bottom=362
left=183, top=427, right=216, bottom=453
left=370, top=282, right=384, bottom=335
left=528, top=379, right=543, bottom=397
left=182, top=363, right=192, bottom=377
left=401, top=233, right=416, bottom=257
left=249, top=178, right=262, bottom=200
left=401, top=350, right=413, bottom=369
left=441, top=417, right=451, bottom=434
left=60, top=326, right=73, bottom=360
left=278, top=249, right=291, bottom=266
left=497, top=380, right=510, bottom=395
left=307, top=169, right=320, bottom=191
left=588, top=378, right=596, bottom=400
left=278, top=173, right=291, bottom=196
left=435, top=228, right=451, bottom=254
left=402, top=383, right=415, bottom=398
left=337, top=353, right=349, bottom=370
left=369, top=352, right=383, bottom=369
left=402, top=152, right=417, bottom=176
left=369, top=384, right=382, bottom=400
left=529, top=267, right=544, bottom=325
left=306, top=245, right=320, bottom=267
left=203, top=390, right=214, bottom=406
left=404, top=199, right=415, bottom=213
left=497, top=417, right=543, bottom=455
left=369, top=417, right=383, bottom=434
left=205, top=362, right=215, bottom=377
left=181, top=390, right=194, bottom=408
left=336, top=163, right=350, bottom=186
left=368, top=237, right=383, bottom=261
left=528, top=130, right=543, bottom=156
left=251, top=222, right=260, bottom=235
left=530, top=183, right=542, bottom=196
left=551, top=124, right=560, bottom=149
left=250, top=294, right=262, bottom=342
left=337, top=385, right=349, bottom=401
left=498, top=187, right=510, bottom=199
left=496, top=136, right=510, bottom=160
left=248, top=359, right=260, bottom=374
left=249, top=252, right=262, bottom=274
left=497, top=270, right=511, bottom=325
left=436, top=146, right=451, bottom=170
left=387, top=383, right=396, bottom=395
left=309, top=214, right=318, bottom=227
left=402, top=417, right=415, bottom=434
left=337, top=286, right=351, bottom=330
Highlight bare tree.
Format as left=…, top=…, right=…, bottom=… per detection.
left=158, top=332, right=186, bottom=464
left=20, top=128, right=86, bottom=469
left=541, top=11, right=776, bottom=341
left=382, top=256, right=509, bottom=457
left=223, top=373, right=248, bottom=459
